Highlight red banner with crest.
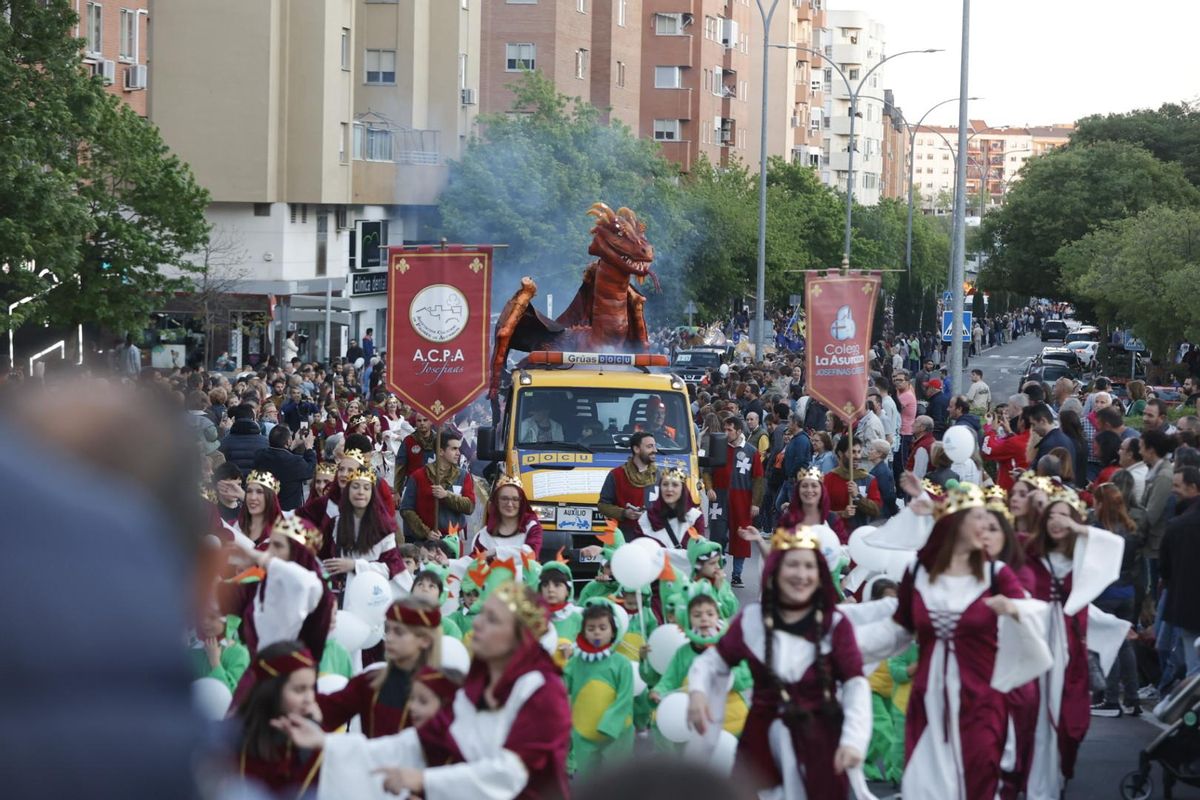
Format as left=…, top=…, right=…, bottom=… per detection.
left=804, top=271, right=881, bottom=424
left=385, top=246, right=492, bottom=423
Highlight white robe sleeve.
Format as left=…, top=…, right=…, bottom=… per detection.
left=253, top=558, right=325, bottom=651
left=849, top=617, right=913, bottom=665
left=317, top=729, right=426, bottom=800
left=685, top=646, right=734, bottom=752
left=1064, top=526, right=1126, bottom=615
left=838, top=675, right=872, bottom=754
left=837, top=597, right=899, bottom=627
left=991, top=598, right=1053, bottom=692
left=1087, top=603, right=1133, bottom=676
left=354, top=534, right=398, bottom=578
left=863, top=505, right=934, bottom=552
left=422, top=750, right=529, bottom=800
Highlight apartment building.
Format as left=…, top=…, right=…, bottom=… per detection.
left=879, top=89, right=907, bottom=200
left=149, top=0, right=481, bottom=367
left=74, top=0, right=150, bottom=116
left=753, top=0, right=827, bottom=171
left=480, top=0, right=643, bottom=127
left=640, top=0, right=756, bottom=172
left=820, top=10, right=887, bottom=206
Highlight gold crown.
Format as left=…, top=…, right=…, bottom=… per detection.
left=342, top=449, right=370, bottom=467
left=933, top=482, right=986, bottom=521
left=315, top=462, right=337, bottom=478
left=769, top=525, right=822, bottom=551
left=983, top=486, right=1013, bottom=522
left=797, top=466, right=824, bottom=483
left=349, top=414, right=370, bottom=427
left=922, top=478, right=945, bottom=497
left=200, top=485, right=217, bottom=504
left=346, top=466, right=377, bottom=485
left=273, top=516, right=312, bottom=549
left=494, top=474, right=523, bottom=492
left=1016, top=471, right=1055, bottom=494
left=1047, top=482, right=1088, bottom=515
left=246, top=470, right=281, bottom=495
left=493, top=580, right=548, bottom=638
left=660, top=466, right=687, bottom=483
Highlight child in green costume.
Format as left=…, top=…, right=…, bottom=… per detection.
left=410, top=565, right=464, bottom=639
left=613, top=585, right=658, bottom=730
left=539, top=559, right=582, bottom=668
left=862, top=577, right=915, bottom=784
left=577, top=524, right=623, bottom=604
left=651, top=582, right=751, bottom=740
left=686, top=534, right=739, bottom=619
left=563, top=598, right=635, bottom=775
left=190, top=607, right=249, bottom=692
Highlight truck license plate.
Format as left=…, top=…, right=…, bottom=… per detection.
left=556, top=506, right=593, bottom=531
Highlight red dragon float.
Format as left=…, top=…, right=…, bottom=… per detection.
left=488, top=202, right=660, bottom=400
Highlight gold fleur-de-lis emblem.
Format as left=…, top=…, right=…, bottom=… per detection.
left=861, top=282, right=874, bottom=294
left=843, top=402, right=857, bottom=415
left=810, top=284, right=822, bottom=298
left=431, top=399, right=445, bottom=416
left=468, top=258, right=483, bottom=274
left=396, top=259, right=410, bottom=274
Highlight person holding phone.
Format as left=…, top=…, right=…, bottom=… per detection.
left=252, top=424, right=317, bottom=512
left=598, top=431, right=661, bottom=544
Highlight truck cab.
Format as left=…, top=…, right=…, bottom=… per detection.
left=477, top=351, right=724, bottom=575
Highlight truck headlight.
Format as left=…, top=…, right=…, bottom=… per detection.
left=530, top=504, right=556, bottom=523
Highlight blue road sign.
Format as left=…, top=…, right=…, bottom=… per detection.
left=941, top=310, right=972, bottom=343
left=1122, top=332, right=1146, bottom=352
left=942, top=291, right=953, bottom=304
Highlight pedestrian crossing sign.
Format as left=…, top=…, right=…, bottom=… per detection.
left=941, top=310, right=972, bottom=343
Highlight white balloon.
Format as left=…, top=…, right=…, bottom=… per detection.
left=655, top=691, right=695, bottom=743
left=331, top=610, right=371, bottom=653
left=630, top=536, right=665, bottom=554
left=441, top=636, right=470, bottom=674
left=191, top=678, right=232, bottom=721
left=647, top=624, right=689, bottom=674
left=848, top=527, right=888, bottom=572
left=317, top=674, right=349, bottom=695
left=711, top=730, right=739, bottom=776
left=629, top=659, right=648, bottom=696
left=361, top=619, right=384, bottom=651
left=611, top=544, right=659, bottom=590
left=942, top=425, right=976, bottom=463
left=344, top=572, right=392, bottom=623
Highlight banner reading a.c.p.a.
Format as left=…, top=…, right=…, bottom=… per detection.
left=385, top=246, right=492, bottom=424
left=804, top=271, right=881, bottom=424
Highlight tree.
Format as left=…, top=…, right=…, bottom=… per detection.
left=977, top=141, right=1199, bottom=296
left=1057, top=206, right=1200, bottom=357
left=1073, top=101, right=1200, bottom=187
left=177, top=228, right=249, bottom=368
left=0, top=1, right=210, bottom=337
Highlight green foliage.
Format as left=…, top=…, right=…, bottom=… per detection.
left=1057, top=205, right=1200, bottom=357
left=978, top=141, right=1199, bottom=296
left=0, top=0, right=210, bottom=333
left=1073, top=102, right=1200, bottom=187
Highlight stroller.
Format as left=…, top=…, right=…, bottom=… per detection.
left=1120, top=672, right=1200, bottom=799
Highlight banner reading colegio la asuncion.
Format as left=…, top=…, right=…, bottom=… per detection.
left=804, top=271, right=881, bottom=424
left=385, top=246, right=492, bottom=424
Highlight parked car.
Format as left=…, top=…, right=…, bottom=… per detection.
left=1042, top=319, right=1069, bottom=342
left=1039, top=347, right=1087, bottom=371
left=671, top=348, right=723, bottom=386
left=1064, top=340, right=1099, bottom=367
left=1020, top=359, right=1081, bottom=388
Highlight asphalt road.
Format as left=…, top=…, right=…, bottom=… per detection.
left=725, top=331, right=1196, bottom=797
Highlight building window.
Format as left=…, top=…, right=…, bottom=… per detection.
left=575, top=49, right=588, bottom=79
left=505, top=43, right=536, bottom=71
left=316, top=213, right=328, bottom=277
left=616, top=61, right=626, bottom=88
left=85, top=2, right=102, bottom=55
left=253, top=203, right=271, bottom=217
left=655, top=66, right=682, bottom=89
left=459, top=54, right=468, bottom=90
left=655, top=13, right=684, bottom=35
left=353, top=124, right=393, bottom=161
left=617, top=0, right=627, bottom=26
left=365, top=49, right=396, bottom=84
left=119, top=8, right=137, bottom=62
left=711, top=68, right=722, bottom=96
left=576, top=0, right=586, bottom=12
left=653, top=119, right=681, bottom=141
left=340, top=29, right=350, bottom=71
left=704, top=16, right=718, bottom=40
left=339, top=123, right=349, bottom=163
left=863, top=173, right=877, bottom=189
left=848, top=68, right=860, bottom=80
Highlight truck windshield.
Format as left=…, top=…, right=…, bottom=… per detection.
left=515, top=387, right=691, bottom=453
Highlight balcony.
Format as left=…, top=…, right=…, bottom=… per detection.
left=829, top=150, right=851, bottom=172
left=353, top=160, right=447, bottom=206
left=830, top=43, right=865, bottom=65
left=657, top=140, right=693, bottom=172
left=654, top=33, right=694, bottom=69
left=651, top=86, right=693, bottom=120
left=793, top=0, right=813, bottom=21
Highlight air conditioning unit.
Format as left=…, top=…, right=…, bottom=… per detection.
left=720, top=18, right=739, bottom=48
left=460, top=87, right=476, bottom=105
left=92, top=59, right=116, bottom=85
left=124, top=64, right=147, bottom=91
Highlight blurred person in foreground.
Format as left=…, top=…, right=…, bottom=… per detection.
left=0, top=379, right=206, bottom=798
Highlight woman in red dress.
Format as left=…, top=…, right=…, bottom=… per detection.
left=236, top=640, right=323, bottom=796
left=687, top=524, right=872, bottom=799
left=235, top=470, right=283, bottom=547
left=275, top=582, right=572, bottom=800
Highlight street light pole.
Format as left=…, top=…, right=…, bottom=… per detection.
left=902, top=97, right=972, bottom=274
left=753, top=0, right=781, bottom=358
left=768, top=45, right=941, bottom=268
left=949, top=0, right=971, bottom=396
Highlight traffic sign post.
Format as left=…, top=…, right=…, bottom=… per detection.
left=941, top=310, right=972, bottom=343
left=1122, top=331, right=1146, bottom=379
left=942, top=291, right=953, bottom=305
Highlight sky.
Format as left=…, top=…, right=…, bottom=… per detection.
left=825, top=0, right=1200, bottom=128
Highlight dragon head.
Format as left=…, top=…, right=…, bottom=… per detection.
left=587, top=203, right=659, bottom=291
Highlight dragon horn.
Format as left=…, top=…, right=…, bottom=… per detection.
left=554, top=547, right=569, bottom=565
left=658, top=557, right=676, bottom=583
left=616, top=206, right=638, bottom=224
left=686, top=526, right=702, bottom=541
left=596, top=518, right=619, bottom=546
left=587, top=202, right=615, bottom=223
